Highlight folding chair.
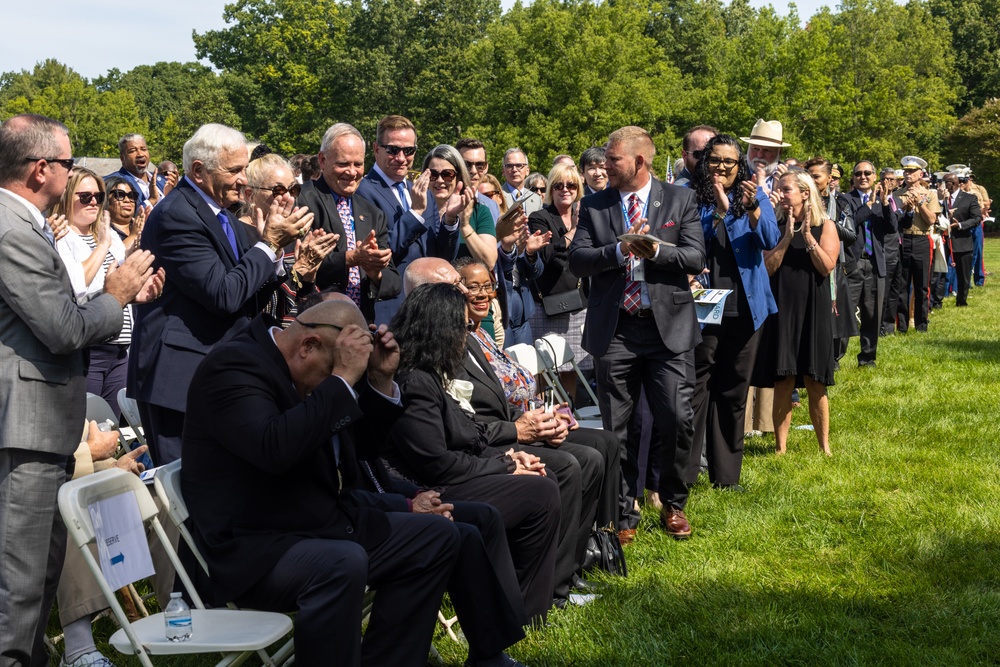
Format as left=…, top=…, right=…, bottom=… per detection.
left=59, top=469, right=293, bottom=667
left=86, top=393, right=130, bottom=450
left=117, top=387, right=146, bottom=445
left=533, top=334, right=603, bottom=426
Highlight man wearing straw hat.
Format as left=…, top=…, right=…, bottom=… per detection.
left=740, top=119, right=791, bottom=190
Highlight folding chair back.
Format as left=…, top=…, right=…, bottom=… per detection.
left=505, top=344, right=540, bottom=376
left=58, top=469, right=292, bottom=667
left=534, top=334, right=603, bottom=422
left=86, top=393, right=130, bottom=449
left=117, top=387, right=146, bottom=445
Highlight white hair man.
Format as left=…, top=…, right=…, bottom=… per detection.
left=740, top=119, right=791, bottom=189
left=129, top=123, right=313, bottom=465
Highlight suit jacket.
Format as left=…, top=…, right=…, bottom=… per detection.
left=529, top=205, right=582, bottom=297
left=356, top=170, right=455, bottom=323
left=130, top=178, right=279, bottom=412
left=0, top=191, right=124, bottom=456
left=567, top=178, right=705, bottom=357
left=297, top=177, right=401, bottom=323
left=843, top=189, right=896, bottom=277
left=457, top=336, right=523, bottom=447
left=385, top=369, right=516, bottom=487
left=180, top=315, right=400, bottom=604
left=502, top=185, right=543, bottom=216
left=945, top=190, right=982, bottom=254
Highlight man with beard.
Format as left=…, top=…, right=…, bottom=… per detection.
left=740, top=119, right=790, bottom=191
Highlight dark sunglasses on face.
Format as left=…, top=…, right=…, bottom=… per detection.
left=429, top=169, right=456, bottom=183
left=26, top=156, right=75, bottom=170
left=379, top=143, right=417, bottom=157
left=529, top=186, right=546, bottom=194
left=552, top=182, right=578, bottom=192
left=482, top=190, right=500, bottom=198
left=75, top=191, right=105, bottom=205
left=464, top=161, right=488, bottom=172
left=854, top=170, right=874, bottom=177
left=252, top=183, right=302, bottom=198
left=109, top=189, right=139, bottom=202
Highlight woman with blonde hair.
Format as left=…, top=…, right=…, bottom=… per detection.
left=53, top=167, right=132, bottom=418
left=756, top=169, right=840, bottom=456
left=478, top=173, right=508, bottom=215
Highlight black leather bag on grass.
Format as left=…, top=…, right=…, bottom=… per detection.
left=581, top=523, right=627, bottom=577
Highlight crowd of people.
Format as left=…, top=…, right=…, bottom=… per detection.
left=0, top=110, right=991, bottom=667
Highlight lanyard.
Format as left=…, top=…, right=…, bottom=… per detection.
left=621, top=195, right=650, bottom=230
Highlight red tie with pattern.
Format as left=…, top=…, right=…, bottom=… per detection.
left=622, top=194, right=643, bottom=314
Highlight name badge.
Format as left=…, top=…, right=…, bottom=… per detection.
left=630, top=256, right=645, bottom=282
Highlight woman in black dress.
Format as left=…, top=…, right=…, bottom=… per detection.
left=762, top=170, right=840, bottom=456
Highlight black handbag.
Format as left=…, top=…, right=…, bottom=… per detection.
left=541, top=285, right=585, bottom=316
left=581, top=523, right=627, bottom=577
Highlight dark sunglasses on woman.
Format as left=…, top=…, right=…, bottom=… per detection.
left=429, top=169, right=456, bottom=183
left=75, top=192, right=105, bottom=205
left=109, top=189, right=139, bottom=202
left=552, top=182, right=578, bottom=192
left=252, top=183, right=302, bottom=198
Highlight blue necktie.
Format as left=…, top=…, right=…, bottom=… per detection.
left=860, top=194, right=873, bottom=256
left=217, top=210, right=240, bottom=258
left=394, top=182, right=409, bottom=212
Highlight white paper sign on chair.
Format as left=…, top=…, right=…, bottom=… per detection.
left=88, top=490, right=155, bottom=591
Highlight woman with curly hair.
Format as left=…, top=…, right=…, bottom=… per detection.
left=685, top=134, right=781, bottom=488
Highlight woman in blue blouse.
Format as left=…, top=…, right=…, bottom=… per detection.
left=685, top=134, right=780, bottom=488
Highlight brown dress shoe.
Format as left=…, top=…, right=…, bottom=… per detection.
left=617, top=528, right=637, bottom=546
left=661, top=507, right=692, bottom=539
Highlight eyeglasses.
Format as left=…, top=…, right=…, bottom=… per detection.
left=464, top=161, right=488, bottom=172
left=252, top=183, right=302, bottom=198
left=463, top=282, right=497, bottom=296
left=429, top=169, right=456, bottom=183
left=853, top=170, right=874, bottom=177
left=529, top=186, right=546, bottom=194
left=25, top=156, right=75, bottom=170
left=706, top=157, right=739, bottom=169
left=75, top=191, right=105, bottom=205
left=552, top=182, right=578, bottom=192
left=503, top=163, right=527, bottom=171
left=379, top=143, right=417, bottom=157
left=108, top=189, right=139, bottom=202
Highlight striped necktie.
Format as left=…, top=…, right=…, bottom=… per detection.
left=622, top=194, right=643, bottom=314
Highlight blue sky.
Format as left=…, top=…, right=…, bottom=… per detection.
left=1, top=0, right=837, bottom=81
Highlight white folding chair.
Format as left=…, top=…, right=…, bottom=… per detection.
left=533, top=334, right=603, bottom=425
left=86, top=393, right=132, bottom=449
left=59, top=469, right=292, bottom=667
left=117, top=387, right=146, bottom=446
left=504, top=343, right=540, bottom=377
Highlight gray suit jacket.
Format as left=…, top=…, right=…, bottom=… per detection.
left=502, top=185, right=543, bottom=216
left=0, top=191, right=124, bottom=456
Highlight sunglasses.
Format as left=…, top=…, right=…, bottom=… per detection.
left=75, top=191, right=105, bottom=205
left=464, top=161, right=488, bottom=172
left=25, top=156, right=75, bottom=170
left=379, top=143, right=417, bottom=157
left=109, top=189, right=139, bottom=202
left=529, top=186, right=547, bottom=194
left=707, top=157, right=739, bottom=169
left=853, top=170, right=874, bottom=177
left=429, top=169, right=456, bottom=183
left=552, top=182, right=578, bottom=192
left=481, top=190, right=500, bottom=198
left=252, top=183, right=302, bottom=198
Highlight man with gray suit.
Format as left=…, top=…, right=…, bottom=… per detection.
left=500, top=148, right=543, bottom=216
left=569, top=126, right=705, bottom=541
left=0, top=114, right=162, bottom=667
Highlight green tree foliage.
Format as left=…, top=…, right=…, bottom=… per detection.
left=0, top=60, right=146, bottom=157
left=943, top=97, right=1000, bottom=198
left=928, top=0, right=1000, bottom=113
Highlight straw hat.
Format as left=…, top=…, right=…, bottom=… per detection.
left=740, top=119, right=791, bottom=148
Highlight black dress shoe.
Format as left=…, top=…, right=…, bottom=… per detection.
left=464, top=653, right=528, bottom=667
left=571, top=574, right=603, bottom=592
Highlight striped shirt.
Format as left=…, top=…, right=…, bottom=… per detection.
left=82, top=234, right=132, bottom=345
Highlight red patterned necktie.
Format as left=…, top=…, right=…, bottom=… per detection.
left=622, top=194, right=643, bottom=314
left=336, top=196, right=362, bottom=306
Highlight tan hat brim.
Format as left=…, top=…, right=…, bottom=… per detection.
left=740, top=136, right=791, bottom=148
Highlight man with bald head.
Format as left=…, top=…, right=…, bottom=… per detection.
left=569, top=125, right=705, bottom=541
left=181, top=300, right=462, bottom=667
left=403, top=256, right=465, bottom=294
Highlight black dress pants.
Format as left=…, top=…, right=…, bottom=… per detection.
left=236, top=512, right=459, bottom=667
left=881, top=241, right=902, bottom=335
left=897, top=234, right=931, bottom=332
left=687, top=313, right=762, bottom=487
left=439, top=474, right=560, bottom=623
left=954, top=250, right=973, bottom=306
left=848, top=256, right=883, bottom=365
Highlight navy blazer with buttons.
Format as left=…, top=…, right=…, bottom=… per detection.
left=130, top=178, right=280, bottom=413
left=944, top=190, right=982, bottom=254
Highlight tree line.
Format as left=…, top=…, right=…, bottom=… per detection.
left=1, top=0, right=997, bottom=195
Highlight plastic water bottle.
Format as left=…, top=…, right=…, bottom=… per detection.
left=163, top=592, right=192, bottom=642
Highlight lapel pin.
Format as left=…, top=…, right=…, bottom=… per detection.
left=653, top=200, right=661, bottom=208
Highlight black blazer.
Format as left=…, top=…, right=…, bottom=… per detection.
left=385, top=369, right=516, bottom=487
left=297, top=177, right=402, bottom=322
left=180, top=315, right=401, bottom=604
left=843, top=189, right=897, bottom=277
left=457, top=336, right=522, bottom=447
left=131, top=178, right=280, bottom=412
left=567, top=179, right=705, bottom=357
left=945, top=190, right=982, bottom=254
left=529, top=204, right=582, bottom=296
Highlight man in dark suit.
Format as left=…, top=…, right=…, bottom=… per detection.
left=569, top=126, right=705, bottom=540
left=130, top=123, right=312, bottom=465
left=298, top=123, right=401, bottom=323
left=357, top=115, right=456, bottom=323
left=0, top=114, right=162, bottom=667
left=104, top=133, right=163, bottom=209
left=943, top=171, right=982, bottom=306
left=843, top=161, right=897, bottom=367
left=181, top=300, right=463, bottom=667
left=880, top=167, right=905, bottom=335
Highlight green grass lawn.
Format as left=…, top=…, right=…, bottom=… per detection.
left=61, top=239, right=1000, bottom=666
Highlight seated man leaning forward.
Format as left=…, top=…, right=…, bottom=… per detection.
left=181, top=299, right=461, bottom=667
